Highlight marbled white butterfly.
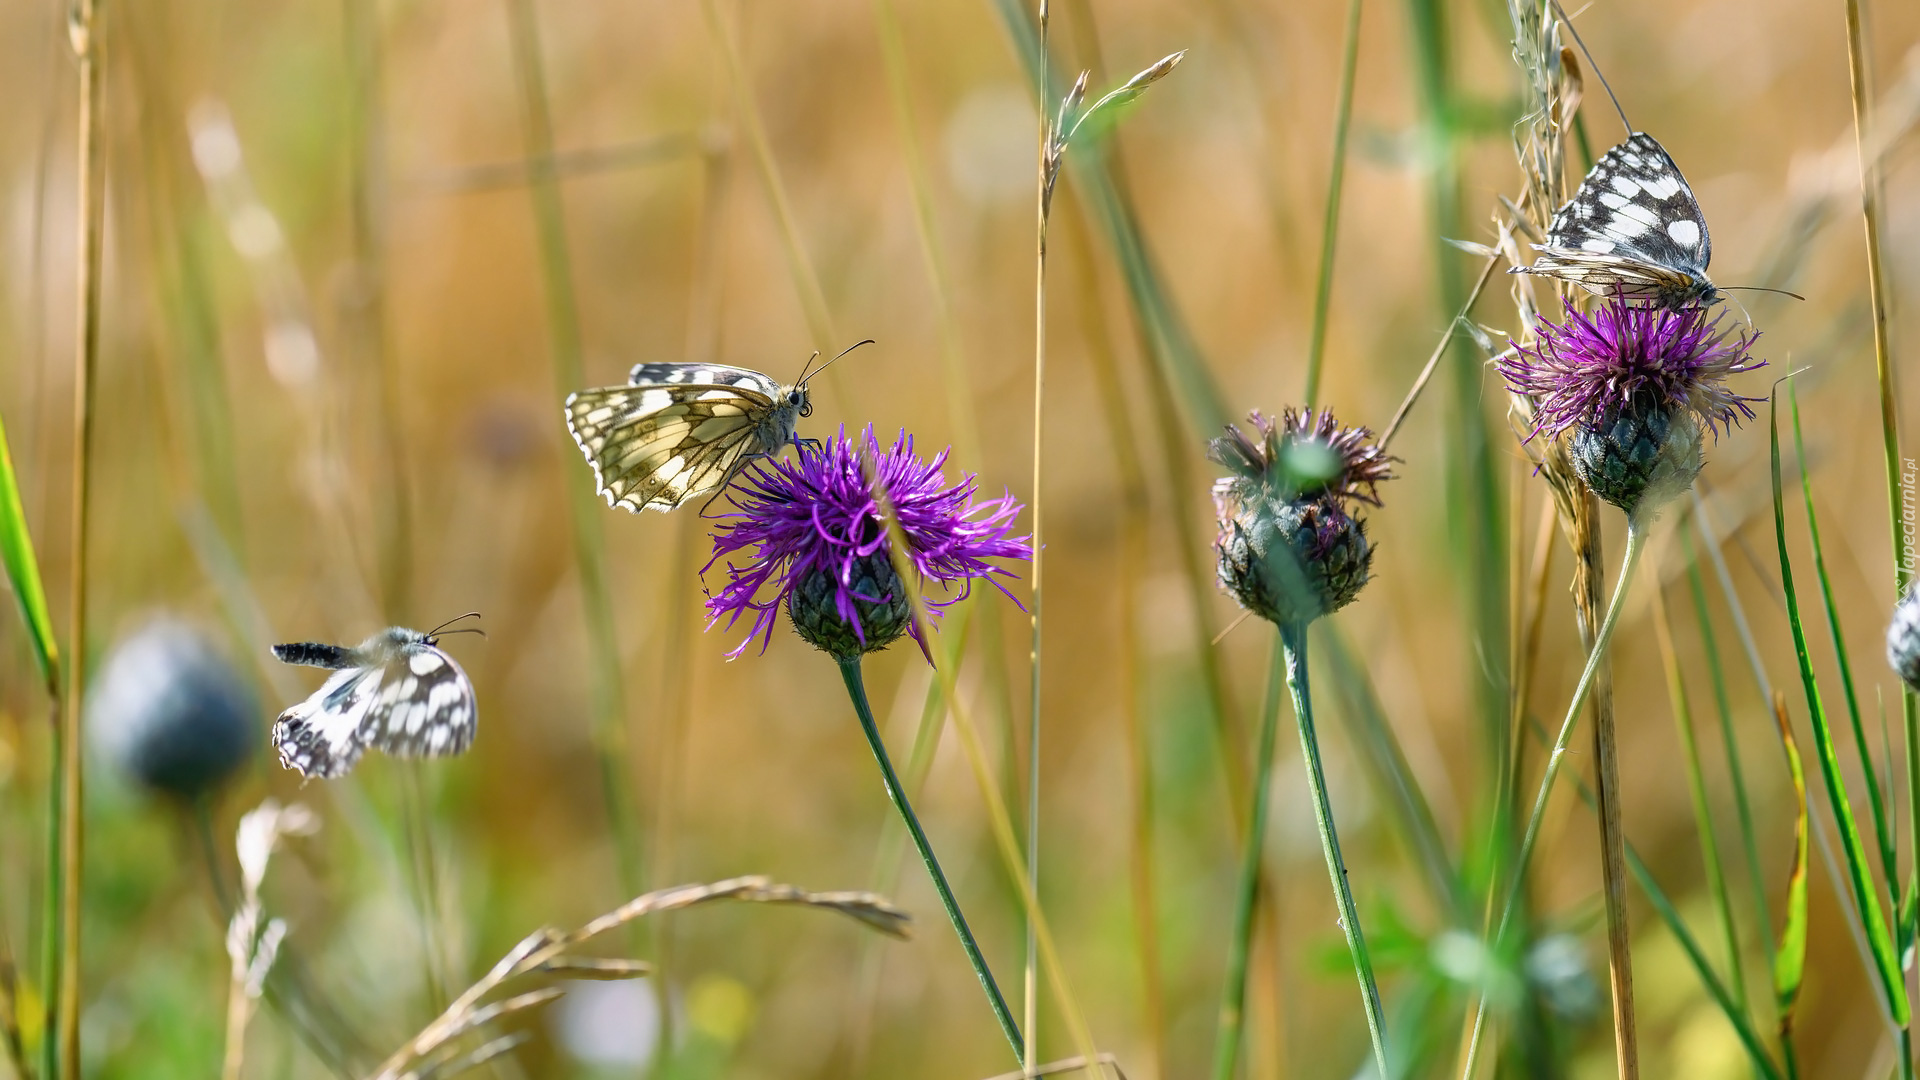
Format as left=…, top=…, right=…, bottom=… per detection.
left=564, top=344, right=864, bottom=514
left=270, top=616, right=481, bottom=779
left=1514, top=132, right=1718, bottom=311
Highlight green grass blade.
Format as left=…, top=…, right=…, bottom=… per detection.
left=1790, top=385, right=1895, bottom=889
left=1318, top=623, right=1465, bottom=921
left=1651, top=577, right=1748, bottom=1017
left=1625, top=845, right=1787, bottom=1080
left=1525, top=709, right=1786, bottom=1080
left=1683, top=528, right=1776, bottom=970
left=1769, top=384, right=1907, bottom=1024
left=1769, top=695, right=1811, bottom=1051
left=0, top=408, right=57, bottom=695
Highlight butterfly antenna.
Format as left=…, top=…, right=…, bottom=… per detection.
left=1551, top=0, right=1631, bottom=135
left=1723, top=285, right=1807, bottom=301
left=800, top=338, right=876, bottom=387
left=793, top=350, right=824, bottom=384
left=425, top=611, right=484, bottom=637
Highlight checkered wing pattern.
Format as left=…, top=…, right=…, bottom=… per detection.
left=1515, top=133, right=1717, bottom=310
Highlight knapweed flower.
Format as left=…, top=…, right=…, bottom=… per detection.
left=88, top=616, right=258, bottom=800
left=704, top=426, right=1030, bottom=660
left=1888, top=585, right=1920, bottom=694
left=1208, top=408, right=1395, bottom=627
left=1499, top=298, right=1764, bottom=515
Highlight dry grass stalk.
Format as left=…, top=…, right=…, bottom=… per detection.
left=365, top=876, right=910, bottom=1080
left=979, top=1051, right=1129, bottom=1080
left=223, top=802, right=320, bottom=1080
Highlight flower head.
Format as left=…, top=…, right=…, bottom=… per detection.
left=704, top=427, right=1030, bottom=660
left=89, top=616, right=258, bottom=800
left=1888, top=586, right=1920, bottom=694
left=1499, top=299, right=1765, bottom=445
left=1208, top=408, right=1394, bottom=626
left=1500, top=299, right=1765, bottom=515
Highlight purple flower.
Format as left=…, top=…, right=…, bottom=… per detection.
left=703, top=426, right=1030, bottom=660
left=1499, top=298, right=1765, bottom=444
left=1207, top=408, right=1393, bottom=626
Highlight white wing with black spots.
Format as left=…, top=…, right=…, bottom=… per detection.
left=1514, top=132, right=1718, bottom=310
left=363, top=645, right=477, bottom=761
left=565, top=363, right=806, bottom=514
left=272, top=666, right=385, bottom=779
left=270, top=627, right=480, bottom=779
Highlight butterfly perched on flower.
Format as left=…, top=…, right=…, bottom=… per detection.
left=1513, top=133, right=1718, bottom=311
left=564, top=345, right=866, bottom=515
left=270, top=616, right=481, bottom=779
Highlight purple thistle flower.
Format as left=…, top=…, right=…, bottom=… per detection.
left=703, top=426, right=1030, bottom=660
left=1499, top=298, right=1765, bottom=445
left=1207, top=408, right=1392, bottom=626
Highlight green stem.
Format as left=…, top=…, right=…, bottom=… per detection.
left=1285, top=623, right=1390, bottom=1077
left=1463, top=518, right=1647, bottom=1077
left=837, top=656, right=1022, bottom=1059
left=1301, top=0, right=1363, bottom=407
left=1209, top=634, right=1287, bottom=1080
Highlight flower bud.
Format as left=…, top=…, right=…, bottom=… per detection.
left=89, top=617, right=258, bottom=800
left=1215, top=495, right=1372, bottom=627
left=787, top=552, right=913, bottom=659
left=1887, top=586, right=1920, bottom=694
left=1567, top=393, right=1703, bottom=516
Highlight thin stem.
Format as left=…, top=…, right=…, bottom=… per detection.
left=57, top=0, right=106, bottom=1072
left=1284, top=624, right=1390, bottom=1077
left=1210, top=635, right=1287, bottom=1080
left=502, top=0, right=641, bottom=904
left=837, top=656, right=1023, bottom=1059
left=1025, top=3, right=1050, bottom=1068
left=1301, top=0, right=1364, bottom=407
left=1463, top=519, right=1647, bottom=1078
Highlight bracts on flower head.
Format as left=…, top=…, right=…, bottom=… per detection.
left=1888, top=585, right=1920, bottom=695
left=704, top=426, right=1031, bottom=660
left=1208, top=408, right=1394, bottom=628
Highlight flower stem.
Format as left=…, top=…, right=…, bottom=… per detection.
left=1209, top=633, right=1287, bottom=1080
left=1284, top=623, right=1391, bottom=1077
left=1462, top=518, right=1647, bottom=1076
left=837, top=656, right=1023, bottom=1058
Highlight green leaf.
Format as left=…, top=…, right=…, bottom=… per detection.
left=0, top=407, right=57, bottom=695
left=1769, top=383, right=1908, bottom=1024
left=1769, top=695, right=1810, bottom=1036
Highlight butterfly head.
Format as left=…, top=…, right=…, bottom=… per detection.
left=790, top=339, right=875, bottom=418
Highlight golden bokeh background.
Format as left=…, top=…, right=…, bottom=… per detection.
left=1, top=0, right=1918, bottom=1076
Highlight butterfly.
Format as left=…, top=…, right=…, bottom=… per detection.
left=564, top=344, right=865, bottom=515
left=1513, top=132, right=1719, bottom=311
left=270, top=615, right=481, bottom=779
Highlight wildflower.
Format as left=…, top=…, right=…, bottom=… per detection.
left=1499, top=298, right=1764, bottom=515
left=704, top=426, right=1030, bottom=660
left=1888, top=586, right=1920, bottom=694
left=1208, top=408, right=1394, bottom=627
left=88, top=616, right=257, bottom=800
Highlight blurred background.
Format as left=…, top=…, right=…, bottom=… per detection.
left=1, top=0, right=1918, bottom=1076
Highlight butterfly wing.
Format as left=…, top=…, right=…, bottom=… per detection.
left=273, top=666, right=385, bottom=779
left=363, top=644, right=478, bottom=761
left=565, top=371, right=787, bottom=513
left=1520, top=133, right=1715, bottom=307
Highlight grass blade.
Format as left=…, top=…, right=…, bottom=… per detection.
left=1769, top=691, right=1810, bottom=1074
left=1789, top=385, right=1895, bottom=889
left=1768, top=382, right=1907, bottom=1025
left=0, top=409, right=57, bottom=695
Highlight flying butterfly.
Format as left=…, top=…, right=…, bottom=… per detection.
left=564, top=343, right=868, bottom=514
left=1512, top=132, right=1721, bottom=310
left=270, top=615, right=482, bottom=779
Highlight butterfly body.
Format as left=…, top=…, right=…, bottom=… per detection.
left=271, top=626, right=477, bottom=779
left=565, top=363, right=810, bottom=514
left=1514, top=133, right=1718, bottom=311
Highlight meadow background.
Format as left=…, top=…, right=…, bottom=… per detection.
left=0, top=0, right=1917, bottom=1076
